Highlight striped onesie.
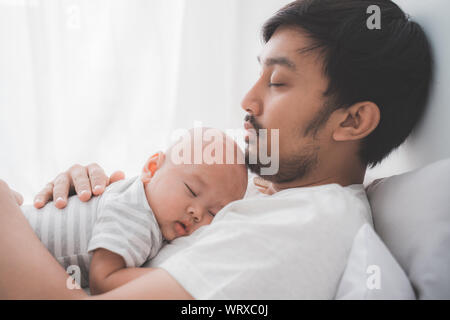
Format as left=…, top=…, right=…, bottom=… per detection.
left=21, top=176, right=164, bottom=288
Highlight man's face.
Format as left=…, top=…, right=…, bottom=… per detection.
left=242, top=26, right=332, bottom=183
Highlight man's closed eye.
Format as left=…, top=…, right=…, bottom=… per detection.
left=269, top=82, right=285, bottom=87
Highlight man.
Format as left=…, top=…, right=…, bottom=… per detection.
left=0, top=0, right=432, bottom=299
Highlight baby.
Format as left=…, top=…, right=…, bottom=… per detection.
left=20, top=128, right=248, bottom=294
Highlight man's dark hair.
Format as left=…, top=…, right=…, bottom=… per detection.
left=262, top=0, right=433, bottom=167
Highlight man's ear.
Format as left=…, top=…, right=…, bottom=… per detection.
left=332, top=101, right=380, bottom=142
left=141, top=152, right=166, bottom=184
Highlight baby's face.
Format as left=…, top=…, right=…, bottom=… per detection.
left=144, top=161, right=247, bottom=241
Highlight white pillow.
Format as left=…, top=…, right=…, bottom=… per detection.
left=336, top=224, right=415, bottom=300
left=366, top=158, right=450, bottom=299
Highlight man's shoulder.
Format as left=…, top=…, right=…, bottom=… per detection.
left=237, top=178, right=372, bottom=226
left=150, top=181, right=371, bottom=275
left=245, top=174, right=366, bottom=203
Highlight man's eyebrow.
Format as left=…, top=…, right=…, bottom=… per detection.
left=257, top=55, right=297, bottom=71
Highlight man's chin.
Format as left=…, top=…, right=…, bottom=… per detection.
left=246, top=163, right=283, bottom=184
left=245, top=147, right=318, bottom=184
left=245, top=148, right=278, bottom=182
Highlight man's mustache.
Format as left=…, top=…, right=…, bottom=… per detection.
left=244, top=114, right=262, bottom=133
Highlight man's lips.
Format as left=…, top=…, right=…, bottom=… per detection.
left=244, top=121, right=254, bottom=131
left=244, top=121, right=258, bottom=141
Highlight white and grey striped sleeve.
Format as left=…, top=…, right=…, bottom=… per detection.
left=87, top=177, right=163, bottom=267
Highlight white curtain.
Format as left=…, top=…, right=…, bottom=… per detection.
left=0, top=0, right=289, bottom=203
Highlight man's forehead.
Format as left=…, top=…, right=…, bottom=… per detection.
left=258, top=27, right=317, bottom=67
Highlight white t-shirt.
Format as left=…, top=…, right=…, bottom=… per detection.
left=147, top=175, right=373, bottom=299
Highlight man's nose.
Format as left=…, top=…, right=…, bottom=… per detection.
left=240, top=81, right=263, bottom=116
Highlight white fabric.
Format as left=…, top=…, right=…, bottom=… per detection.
left=148, top=180, right=372, bottom=299
left=88, top=176, right=163, bottom=268
left=21, top=194, right=102, bottom=288
left=336, top=224, right=415, bottom=300
left=366, top=158, right=450, bottom=299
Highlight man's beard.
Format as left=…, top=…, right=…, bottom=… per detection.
left=245, top=143, right=319, bottom=184
left=244, top=114, right=320, bottom=184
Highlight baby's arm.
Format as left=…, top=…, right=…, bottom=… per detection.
left=89, top=249, right=153, bottom=295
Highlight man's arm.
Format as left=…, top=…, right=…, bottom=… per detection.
left=89, top=249, right=156, bottom=295
left=89, top=268, right=194, bottom=300
left=0, top=180, right=87, bottom=299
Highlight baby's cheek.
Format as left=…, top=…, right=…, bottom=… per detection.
left=152, top=186, right=179, bottom=213
left=159, top=200, right=179, bottom=222
left=202, top=215, right=215, bottom=227
left=162, top=225, right=177, bottom=242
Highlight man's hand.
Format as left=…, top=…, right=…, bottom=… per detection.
left=33, top=163, right=125, bottom=209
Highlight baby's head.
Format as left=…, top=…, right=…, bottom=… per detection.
left=141, top=128, right=248, bottom=241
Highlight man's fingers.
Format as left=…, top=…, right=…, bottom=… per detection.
left=68, top=164, right=93, bottom=203
left=52, top=173, right=72, bottom=209
left=109, top=171, right=126, bottom=185
left=34, top=182, right=54, bottom=209
left=87, top=163, right=109, bottom=196
left=33, top=163, right=117, bottom=211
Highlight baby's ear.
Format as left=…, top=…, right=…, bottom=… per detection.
left=141, top=152, right=166, bottom=184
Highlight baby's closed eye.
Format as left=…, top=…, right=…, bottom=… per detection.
left=208, top=210, right=216, bottom=217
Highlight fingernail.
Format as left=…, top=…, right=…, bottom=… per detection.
left=80, top=190, right=90, bottom=199
left=93, top=185, right=103, bottom=193
left=55, top=197, right=65, bottom=205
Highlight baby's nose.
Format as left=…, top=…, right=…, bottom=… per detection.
left=188, top=206, right=203, bottom=223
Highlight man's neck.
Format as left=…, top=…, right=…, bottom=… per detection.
left=261, top=161, right=366, bottom=195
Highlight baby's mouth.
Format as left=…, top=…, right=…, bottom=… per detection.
left=174, top=221, right=188, bottom=237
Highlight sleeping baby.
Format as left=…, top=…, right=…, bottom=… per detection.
left=20, top=128, right=248, bottom=294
